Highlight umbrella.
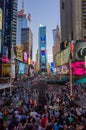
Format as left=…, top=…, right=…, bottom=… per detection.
left=75, top=78, right=86, bottom=84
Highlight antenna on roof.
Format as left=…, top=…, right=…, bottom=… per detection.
left=22, top=0, right=24, bottom=12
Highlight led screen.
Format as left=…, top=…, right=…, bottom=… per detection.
left=71, top=61, right=85, bottom=75
left=19, top=63, right=24, bottom=74
left=2, top=46, right=8, bottom=63
left=23, top=52, right=28, bottom=63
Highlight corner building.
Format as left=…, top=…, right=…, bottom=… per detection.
left=60, top=0, right=86, bottom=41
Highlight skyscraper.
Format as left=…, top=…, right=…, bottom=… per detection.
left=16, top=10, right=30, bottom=45
left=0, top=0, right=18, bottom=58
left=60, top=0, right=86, bottom=41
left=38, top=25, right=47, bottom=71
left=21, top=28, right=33, bottom=61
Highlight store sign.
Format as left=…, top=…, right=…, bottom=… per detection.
left=16, top=46, right=23, bottom=61
left=0, top=8, right=2, bottom=30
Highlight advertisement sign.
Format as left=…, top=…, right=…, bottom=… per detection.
left=0, top=8, right=2, bottom=30
left=16, top=46, right=23, bottom=61
left=2, top=64, right=11, bottom=77
left=18, top=10, right=23, bottom=16
left=23, top=52, right=28, bottom=63
left=57, top=65, right=69, bottom=75
left=18, top=63, right=24, bottom=74
left=2, top=46, right=8, bottom=63
left=71, top=61, right=86, bottom=75
left=75, top=41, right=86, bottom=61
left=62, top=65, right=69, bottom=74
left=57, top=66, right=62, bottom=74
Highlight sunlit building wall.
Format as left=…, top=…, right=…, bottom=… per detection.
left=60, top=0, right=86, bottom=41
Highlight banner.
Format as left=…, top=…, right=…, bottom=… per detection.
left=0, top=8, right=2, bottom=30
left=16, top=46, right=23, bottom=61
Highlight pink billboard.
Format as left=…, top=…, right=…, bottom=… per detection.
left=23, top=52, right=28, bottom=63
left=71, top=61, right=86, bottom=75
left=2, top=46, right=8, bottom=63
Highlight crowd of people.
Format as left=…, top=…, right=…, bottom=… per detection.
left=0, top=76, right=86, bottom=130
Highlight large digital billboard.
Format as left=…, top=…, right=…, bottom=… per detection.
left=18, top=63, right=25, bottom=74
left=71, top=61, right=86, bottom=75
left=16, top=46, right=23, bottom=61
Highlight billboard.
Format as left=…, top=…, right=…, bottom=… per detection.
left=75, top=41, right=86, bottom=61
left=23, top=52, right=28, bottom=63
left=16, top=46, right=23, bottom=61
left=57, top=65, right=69, bottom=75
left=2, top=46, right=8, bottom=63
left=2, top=64, right=11, bottom=77
left=18, top=63, right=25, bottom=74
left=0, top=8, right=2, bottom=30
left=71, top=61, right=86, bottom=75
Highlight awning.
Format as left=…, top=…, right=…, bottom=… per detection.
left=75, top=78, right=86, bottom=84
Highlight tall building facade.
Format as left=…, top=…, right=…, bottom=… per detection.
left=21, top=28, right=33, bottom=61
left=0, top=0, right=17, bottom=58
left=16, top=10, right=30, bottom=45
left=60, top=0, right=86, bottom=41
left=38, top=25, right=47, bottom=71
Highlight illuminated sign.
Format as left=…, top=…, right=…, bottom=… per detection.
left=2, top=64, right=11, bottom=77
left=23, top=52, right=28, bottom=63
left=0, top=8, right=2, bottom=30
left=18, top=10, right=23, bottom=16
left=41, top=36, right=45, bottom=41
left=71, top=61, right=86, bottom=75
left=2, top=46, right=8, bottom=63
left=19, top=63, right=25, bottom=74
left=16, top=46, right=23, bottom=61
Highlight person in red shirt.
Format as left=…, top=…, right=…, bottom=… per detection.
left=41, top=115, right=47, bottom=128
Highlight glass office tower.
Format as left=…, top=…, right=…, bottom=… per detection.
left=16, top=10, right=30, bottom=45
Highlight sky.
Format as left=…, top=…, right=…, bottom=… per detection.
left=18, top=0, right=60, bottom=63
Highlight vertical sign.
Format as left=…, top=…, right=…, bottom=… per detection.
left=0, top=8, right=2, bottom=30
left=85, top=56, right=86, bottom=68
left=0, top=8, right=2, bottom=53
